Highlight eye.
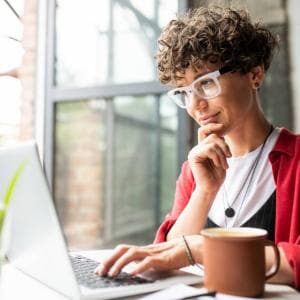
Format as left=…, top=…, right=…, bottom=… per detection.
left=194, top=78, right=211, bottom=88
left=200, top=79, right=215, bottom=88
left=194, top=78, right=216, bottom=94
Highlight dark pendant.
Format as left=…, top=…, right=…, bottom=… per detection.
left=225, top=207, right=235, bottom=218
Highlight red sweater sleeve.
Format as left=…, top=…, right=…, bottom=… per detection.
left=279, top=241, right=300, bottom=288
left=270, top=128, right=300, bottom=289
left=154, top=161, right=195, bottom=243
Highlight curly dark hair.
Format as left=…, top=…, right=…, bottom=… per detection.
left=156, top=7, right=279, bottom=84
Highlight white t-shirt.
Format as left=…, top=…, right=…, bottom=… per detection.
left=208, top=127, right=280, bottom=228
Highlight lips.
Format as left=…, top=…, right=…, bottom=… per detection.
left=199, top=113, right=220, bottom=125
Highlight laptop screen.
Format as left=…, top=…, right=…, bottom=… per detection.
left=0, top=142, right=81, bottom=299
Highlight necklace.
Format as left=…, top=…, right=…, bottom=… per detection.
left=222, top=125, right=274, bottom=220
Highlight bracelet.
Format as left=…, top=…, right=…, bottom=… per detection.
left=182, top=235, right=196, bottom=265
left=182, top=235, right=204, bottom=271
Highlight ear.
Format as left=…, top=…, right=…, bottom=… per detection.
left=249, top=65, right=265, bottom=89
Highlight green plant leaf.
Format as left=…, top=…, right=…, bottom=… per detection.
left=3, top=161, right=27, bottom=207
left=0, top=161, right=27, bottom=235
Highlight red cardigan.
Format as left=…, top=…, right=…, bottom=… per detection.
left=154, top=128, right=300, bottom=288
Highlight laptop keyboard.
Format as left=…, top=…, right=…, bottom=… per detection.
left=70, top=255, right=154, bottom=289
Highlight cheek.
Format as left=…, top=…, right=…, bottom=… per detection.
left=186, top=108, right=196, bottom=120
left=221, top=83, right=252, bottom=112
left=186, top=107, right=197, bottom=120
left=221, top=101, right=253, bottom=132
left=215, top=97, right=247, bottom=127
left=232, top=81, right=253, bottom=104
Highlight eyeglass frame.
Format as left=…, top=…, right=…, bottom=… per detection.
left=167, top=65, right=233, bottom=109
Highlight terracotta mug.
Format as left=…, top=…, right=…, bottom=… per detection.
left=201, top=227, right=280, bottom=297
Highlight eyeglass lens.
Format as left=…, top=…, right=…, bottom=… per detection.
left=170, top=77, right=220, bottom=108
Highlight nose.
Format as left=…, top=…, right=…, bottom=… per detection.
left=188, top=93, right=208, bottom=111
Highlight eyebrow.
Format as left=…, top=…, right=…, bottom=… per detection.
left=176, top=70, right=212, bottom=88
left=193, top=70, right=212, bottom=81
left=175, top=79, right=185, bottom=88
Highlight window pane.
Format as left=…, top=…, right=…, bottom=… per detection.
left=112, top=95, right=178, bottom=244
left=0, top=77, right=22, bottom=144
left=159, top=96, right=178, bottom=220
left=54, top=100, right=107, bottom=249
left=160, top=132, right=177, bottom=221
left=160, top=94, right=178, bottom=130
left=114, top=95, right=157, bottom=123
left=0, top=0, right=24, bottom=41
left=55, top=0, right=178, bottom=87
left=54, top=95, right=178, bottom=248
left=112, top=95, right=158, bottom=244
left=113, top=116, right=157, bottom=241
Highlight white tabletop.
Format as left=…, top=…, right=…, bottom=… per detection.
left=0, top=263, right=298, bottom=300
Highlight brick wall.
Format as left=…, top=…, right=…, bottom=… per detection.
left=19, top=0, right=37, bottom=140
left=54, top=103, right=105, bottom=249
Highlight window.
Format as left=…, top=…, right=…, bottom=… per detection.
left=0, top=0, right=24, bottom=144
left=44, top=0, right=185, bottom=249
left=55, top=0, right=178, bottom=87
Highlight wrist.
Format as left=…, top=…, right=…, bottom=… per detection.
left=183, top=235, right=203, bottom=264
left=193, top=185, right=218, bottom=195
left=191, top=187, right=218, bottom=205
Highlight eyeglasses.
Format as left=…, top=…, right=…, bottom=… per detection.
left=167, top=66, right=232, bottom=109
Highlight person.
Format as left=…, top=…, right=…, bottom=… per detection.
left=95, top=7, right=300, bottom=288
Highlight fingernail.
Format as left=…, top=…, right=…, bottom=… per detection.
left=108, top=269, right=116, bottom=277
left=129, top=270, right=137, bottom=276
left=95, top=265, right=105, bottom=275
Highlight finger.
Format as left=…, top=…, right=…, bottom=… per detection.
left=198, top=123, right=223, bottom=142
left=213, top=146, right=229, bottom=169
left=206, top=145, right=227, bottom=169
left=205, top=134, right=232, bottom=158
left=207, top=147, right=222, bottom=168
left=212, top=137, right=232, bottom=158
left=95, top=244, right=133, bottom=275
left=129, top=256, right=160, bottom=276
left=108, top=247, right=148, bottom=277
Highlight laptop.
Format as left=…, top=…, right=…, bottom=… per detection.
left=0, top=142, right=203, bottom=300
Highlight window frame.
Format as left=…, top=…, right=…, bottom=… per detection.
left=42, top=0, right=188, bottom=186
left=38, top=0, right=189, bottom=242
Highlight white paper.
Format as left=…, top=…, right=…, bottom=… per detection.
left=181, top=265, right=205, bottom=276
left=140, top=283, right=212, bottom=300
left=139, top=283, right=260, bottom=300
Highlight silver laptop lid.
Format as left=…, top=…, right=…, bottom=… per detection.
left=0, top=141, right=81, bottom=300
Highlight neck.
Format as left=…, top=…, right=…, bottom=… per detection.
left=225, top=114, right=272, bottom=157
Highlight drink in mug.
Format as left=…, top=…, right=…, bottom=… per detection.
left=201, top=227, right=280, bottom=297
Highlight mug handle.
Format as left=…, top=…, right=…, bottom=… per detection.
left=264, top=239, right=280, bottom=280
